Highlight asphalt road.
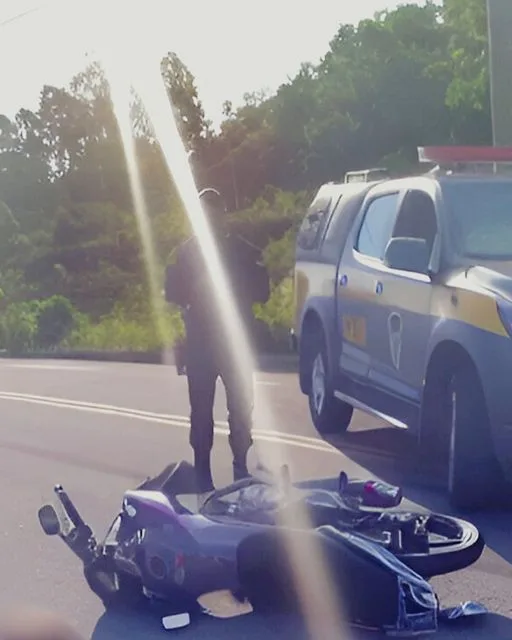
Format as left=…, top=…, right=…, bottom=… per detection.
left=0, top=359, right=511, bottom=639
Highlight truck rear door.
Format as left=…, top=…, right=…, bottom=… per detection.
left=294, top=188, right=342, bottom=335
left=336, top=190, right=402, bottom=382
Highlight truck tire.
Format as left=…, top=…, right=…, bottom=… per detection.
left=447, top=364, right=502, bottom=510
left=307, top=330, right=353, bottom=436
left=422, top=357, right=502, bottom=511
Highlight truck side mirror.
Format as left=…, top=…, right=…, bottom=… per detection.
left=384, top=237, right=430, bottom=274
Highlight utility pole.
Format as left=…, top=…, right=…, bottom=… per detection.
left=487, top=0, right=512, bottom=146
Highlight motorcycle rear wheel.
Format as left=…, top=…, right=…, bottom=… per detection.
left=356, top=513, right=484, bottom=579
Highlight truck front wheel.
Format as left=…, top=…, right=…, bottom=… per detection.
left=422, top=356, right=502, bottom=511
left=307, top=331, right=353, bottom=436
left=447, top=366, right=502, bottom=510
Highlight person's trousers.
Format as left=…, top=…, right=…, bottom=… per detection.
left=186, top=349, right=254, bottom=462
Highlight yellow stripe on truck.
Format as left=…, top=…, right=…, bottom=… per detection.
left=296, top=262, right=509, bottom=339
left=432, top=288, right=508, bottom=337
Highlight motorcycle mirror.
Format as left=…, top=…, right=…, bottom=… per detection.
left=38, top=504, right=61, bottom=536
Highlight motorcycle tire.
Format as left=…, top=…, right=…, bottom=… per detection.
left=392, top=515, right=484, bottom=579
left=83, top=557, right=145, bottom=610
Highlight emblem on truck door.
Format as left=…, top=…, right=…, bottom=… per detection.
left=387, top=312, right=402, bottom=370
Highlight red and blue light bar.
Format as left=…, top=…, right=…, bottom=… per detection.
left=418, top=146, right=512, bottom=164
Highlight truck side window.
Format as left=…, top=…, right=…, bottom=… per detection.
left=297, top=195, right=332, bottom=250
left=356, top=193, right=400, bottom=260
left=391, top=190, right=437, bottom=257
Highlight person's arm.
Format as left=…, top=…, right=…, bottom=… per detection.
left=252, top=261, right=270, bottom=304
left=230, top=235, right=270, bottom=305
left=164, top=239, right=195, bottom=308
left=164, top=262, right=184, bottom=307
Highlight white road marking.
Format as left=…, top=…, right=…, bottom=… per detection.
left=0, top=390, right=321, bottom=444
left=1, top=363, right=101, bottom=371
left=0, top=363, right=282, bottom=385
left=0, top=391, right=336, bottom=455
left=214, top=376, right=280, bottom=387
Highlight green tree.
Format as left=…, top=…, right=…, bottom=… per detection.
left=441, top=0, right=492, bottom=143
left=160, top=51, right=210, bottom=151
left=0, top=2, right=498, bottom=352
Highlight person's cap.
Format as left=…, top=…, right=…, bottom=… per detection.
left=198, top=188, right=227, bottom=218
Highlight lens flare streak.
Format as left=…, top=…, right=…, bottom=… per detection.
left=100, top=39, right=350, bottom=640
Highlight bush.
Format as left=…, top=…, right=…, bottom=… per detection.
left=66, top=304, right=183, bottom=351
left=253, top=277, right=294, bottom=349
left=0, top=295, right=81, bottom=354
left=0, top=301, right=40, bottom=355
left=36, top=295, right=77, bottom=349
left=0, top=281, right=296, bottom=355
left=262, top=229, right=296, bottom=282
left=0, top=289, right=185, bottom=354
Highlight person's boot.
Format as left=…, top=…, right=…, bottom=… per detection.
left=194, top=451, right=214, bottom=493
left=232, top=447, right=273, bottom=483
left=233, top=455, right=250, bottom=482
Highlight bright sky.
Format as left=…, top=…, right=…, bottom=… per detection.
left=0, top=0, right=423, bottom=128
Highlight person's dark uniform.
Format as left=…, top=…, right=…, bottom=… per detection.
left=165, top=189, right=270, bottom=491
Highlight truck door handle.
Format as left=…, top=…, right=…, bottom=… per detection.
left=375, top=281, right=383, bottom=295
left=339, top=274, right=348, bottom=286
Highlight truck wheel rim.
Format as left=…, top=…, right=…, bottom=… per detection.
left=448, top=385, right=457, bottom=493
left=312, top=354, right=326, bottom=415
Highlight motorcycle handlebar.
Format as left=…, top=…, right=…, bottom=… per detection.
left=54, top=485, right=86, bottom=529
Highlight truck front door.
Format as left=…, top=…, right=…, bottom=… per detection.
left=366, top=189, right=438, bottom=422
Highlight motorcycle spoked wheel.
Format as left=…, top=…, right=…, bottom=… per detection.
left=357, top=513, right=484, bottom=579
left=83, top=556, right=145, bottom=610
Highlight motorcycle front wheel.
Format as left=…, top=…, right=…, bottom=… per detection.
left=83, top=556, right=144, bottom=610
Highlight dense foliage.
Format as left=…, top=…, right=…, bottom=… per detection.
left=0, top=0, right=491, bottom=354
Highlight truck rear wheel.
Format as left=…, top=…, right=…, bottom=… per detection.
left=307, top=331, right=353, bottom=436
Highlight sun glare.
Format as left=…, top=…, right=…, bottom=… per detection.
left=93, top=10, right=350, bottom=638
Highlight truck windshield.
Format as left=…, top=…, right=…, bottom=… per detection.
left=443, top=180, right=512, bottom=259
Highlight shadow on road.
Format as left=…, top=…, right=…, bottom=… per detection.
left=90, top=608, right=383, bottom=640
left=437, top=613, right=512, bottom=638
left=324, top=428, right=512, bottom=568
left=90, top=606, right=512, bottom=640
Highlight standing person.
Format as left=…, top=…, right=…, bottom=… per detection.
left=165, top=188, right=270, bottom=492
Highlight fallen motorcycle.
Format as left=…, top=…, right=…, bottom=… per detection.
left=37, top=461, right=486, bottom=636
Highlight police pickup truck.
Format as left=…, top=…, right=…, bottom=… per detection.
left=293, top=147, right=512, bottom=509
